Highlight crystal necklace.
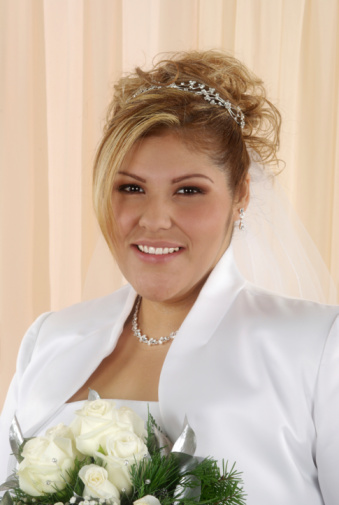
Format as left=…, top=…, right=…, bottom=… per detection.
left=132, top=296, right=177, bottom=346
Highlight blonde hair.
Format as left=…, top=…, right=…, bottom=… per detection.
left=93, top=50, right=281, bottom=254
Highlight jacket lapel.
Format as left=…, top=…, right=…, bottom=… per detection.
left=18, top=286, right=136, bottom=435
left=159, top=246, right=246, bottom=441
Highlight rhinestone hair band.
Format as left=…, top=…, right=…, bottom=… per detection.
left=132, top=80, right=245, bottom=129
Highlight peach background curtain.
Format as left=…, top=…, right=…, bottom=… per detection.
left=1, top=0, right=338, bottom=409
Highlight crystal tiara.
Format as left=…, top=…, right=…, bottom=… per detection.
left=132, top=80, right=245, bottom=129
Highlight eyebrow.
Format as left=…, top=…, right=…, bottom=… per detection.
left=172, top=174, right=214, bottom=183
left=117, top=171, right=214, bottom=184
left=117, top=171, right=146, bottom=182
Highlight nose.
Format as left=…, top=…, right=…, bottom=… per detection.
left=138, top=196, right=172, bottom=231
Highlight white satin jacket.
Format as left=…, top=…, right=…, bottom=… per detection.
left=1, top=247, right=339, bottom=505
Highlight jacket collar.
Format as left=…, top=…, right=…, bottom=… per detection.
left=171, top=245, right=244, bottom=350
left=18, top=287, right=137, bottom=435
left=159, top=245, right=245, bottom=439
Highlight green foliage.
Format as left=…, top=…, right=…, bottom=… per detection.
left=126, top=452, right=246, bottom=505
left=128, top=451, right=181, bottom=505
left=191, top=460, right=246, bottom=505
left=145, top=410, right=163, bottom=455
left=97, top=445, right=106, bottom=456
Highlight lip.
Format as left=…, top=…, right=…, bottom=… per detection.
left=132, top=240, right=183, bottom=248
left=131, top=243, right=184, bottom=263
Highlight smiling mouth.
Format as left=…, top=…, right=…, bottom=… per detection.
left=137, top=245, right=181, bottom=255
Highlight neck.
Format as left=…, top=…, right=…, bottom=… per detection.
left=137, top=295, right=196, bottom=339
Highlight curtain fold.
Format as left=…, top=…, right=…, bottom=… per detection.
left=1, top=0, right=338, bottom=409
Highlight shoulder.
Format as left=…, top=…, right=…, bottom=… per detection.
left=223, top=284, right=339, bottom=385
left=39, top=284, right=132, bottom=336
left=17, top=284, right=133, bottom=371
left=236, top=281, right=339, bottom=337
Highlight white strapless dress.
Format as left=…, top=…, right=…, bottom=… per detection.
left=32, top=400, right=162, bottom=436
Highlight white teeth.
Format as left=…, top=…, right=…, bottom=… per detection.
left=137, top=245, right=179, bottom=255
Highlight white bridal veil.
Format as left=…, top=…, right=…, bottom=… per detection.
left=233, top=160, right=337, bottom=304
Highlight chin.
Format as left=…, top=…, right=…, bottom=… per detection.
left=133, top=277, right=205, bottom=306
left=135, top=287, right=178, bottom=304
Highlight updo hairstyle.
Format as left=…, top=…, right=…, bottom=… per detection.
left=93, top=50, right=281, bottom=254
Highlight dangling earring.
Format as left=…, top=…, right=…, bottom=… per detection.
left=239, top=208, right=245, bottom=230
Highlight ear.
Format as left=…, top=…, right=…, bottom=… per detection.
left=233, top=173, right=250, bottom=220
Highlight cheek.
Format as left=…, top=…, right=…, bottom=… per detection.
left=112, top=201, right=137, bottom=236
left=182, top=202, right=234, bottom=237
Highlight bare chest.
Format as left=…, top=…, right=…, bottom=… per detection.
left=68, top=324, right=171, bottom=402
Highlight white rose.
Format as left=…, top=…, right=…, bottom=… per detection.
left=45, top=422, right=80, bottom=454
left=106, top=429, right=148, bottom=460
left=73, top=420, right=123, bottom=456
left=77, top=400, right=117, bottom=419
left=18, top=435, right=76, bottom=496
left=115, top=407, right=146, bottom=439
left=70, top=400, right=122, bottom=456
left=71, top=400, right=117, bottom=437
left=134, top=496, right=161, bottom=505
left=78, top=464, right=120, bottom=502
left=45, top=423, right=75, bottom=441
left=71, top=401, right=147, bottom=458
left=98, top=430, right=148, bottom=493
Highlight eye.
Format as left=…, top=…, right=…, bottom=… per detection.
left=176, top=186, right=204, bottom=195
left=118, top=184, right=144, bottom=193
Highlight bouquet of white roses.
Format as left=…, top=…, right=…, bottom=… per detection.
left=1, top=393, right=246, bottom=505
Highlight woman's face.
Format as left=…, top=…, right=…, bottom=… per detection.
left=111, top=133, right=247, bottom=305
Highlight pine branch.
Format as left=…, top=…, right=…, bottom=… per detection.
left=129, top=452, right=181, bottom=505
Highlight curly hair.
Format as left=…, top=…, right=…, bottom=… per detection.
left=93, top=50, right=281, bottom=254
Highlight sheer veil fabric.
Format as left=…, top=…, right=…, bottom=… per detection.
left=232, top=161, right=337, bottom=304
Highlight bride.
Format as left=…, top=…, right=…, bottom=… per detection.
left=1, top=50, right=339, bottom=505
